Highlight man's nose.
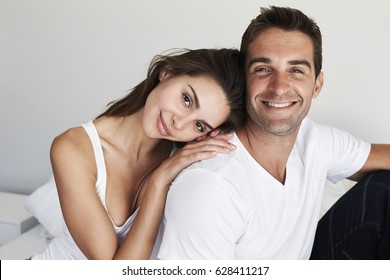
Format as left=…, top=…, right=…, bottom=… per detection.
left=268, top=72, right=289, bottom=95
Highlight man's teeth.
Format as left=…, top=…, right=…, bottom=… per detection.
left=265, top=102, right=293, bottom=108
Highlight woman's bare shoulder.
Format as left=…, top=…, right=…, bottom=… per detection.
left=50, top=126, right=94, bottom=163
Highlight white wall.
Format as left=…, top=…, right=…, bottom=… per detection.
left=1, top=0, right=389, bottom=194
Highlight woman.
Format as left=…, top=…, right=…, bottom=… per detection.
left=32, top=48, right=245, bottom=259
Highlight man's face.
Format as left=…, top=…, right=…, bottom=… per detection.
left=245, top=27, right=323, bottom=136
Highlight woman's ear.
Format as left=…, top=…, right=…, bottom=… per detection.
left=159, top=69, right=171, bottom=82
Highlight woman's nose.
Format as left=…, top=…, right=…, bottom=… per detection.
left=172, top=114, right=189, bottom=130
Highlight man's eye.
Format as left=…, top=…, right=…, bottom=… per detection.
left=183, top=94, right=191, bottom=107
left=251, top=67, right=271, bottom=75
left=195, top=121, right=205, bottom=133
left=291, top=68, right=304, bottom=74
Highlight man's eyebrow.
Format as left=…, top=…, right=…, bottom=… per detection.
left=188, top=84, right=215, bottom=131
left=289, top=59, right=312, bottom=69
left=247, top=57, right=271, bottom=68
left=248, top=57, right=312, bottom=70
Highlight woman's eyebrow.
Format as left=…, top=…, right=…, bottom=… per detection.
left=204, top=122, right=215, bottom=131
left=188, top=84, right=200, bottom=109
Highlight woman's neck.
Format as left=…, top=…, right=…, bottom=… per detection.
left=94, top=111, right=172, bottom=158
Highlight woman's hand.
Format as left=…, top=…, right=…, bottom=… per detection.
left=153, top=131, right=236, bottom=188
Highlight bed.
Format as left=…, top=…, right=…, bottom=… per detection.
left=0, top=176, right=356, bottom=260
left=0, top=176, right=63, bottom=260
left=0, top=224, right=50, bottom=260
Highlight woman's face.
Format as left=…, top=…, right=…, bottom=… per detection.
left=143, top=73, right=230, bottom=142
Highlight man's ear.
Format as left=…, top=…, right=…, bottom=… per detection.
left=313, top=71, right=324, bottom=98
left=159, top=68, right=171, bottom=82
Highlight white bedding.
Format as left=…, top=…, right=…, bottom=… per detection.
left=0, top=178, right=355, bottom=260
left=0, top=224, right=51, bottom=260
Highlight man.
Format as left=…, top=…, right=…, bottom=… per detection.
left=157, top=6, right=390, bottom=259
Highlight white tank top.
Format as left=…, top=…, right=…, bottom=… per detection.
left=32, top=120, right=157, bottom=259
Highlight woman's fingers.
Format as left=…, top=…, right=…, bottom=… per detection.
left=156, top=135, right=236, bottom=185
left=211, top=131, right=233, bottom=139
left=208, top=128, right=223, bottom=138
left=156, top=136, right=236, bottom=184
left=187, top=137, right=236, bottom=152
left=195, top=129, right=234, bottom=142
left=172, top=139, right=235, bottom=168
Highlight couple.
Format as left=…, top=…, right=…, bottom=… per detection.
left=33, top=6, right=390, bottom=260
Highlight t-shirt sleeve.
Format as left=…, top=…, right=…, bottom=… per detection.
left=157, top=168, right=245, bottom=260
left=318, top=124, right=371, bottom=183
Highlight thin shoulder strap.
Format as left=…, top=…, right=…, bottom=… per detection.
left=80, top=120, right=108, bottom=207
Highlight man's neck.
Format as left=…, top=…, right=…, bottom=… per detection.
left=236, top=123, right=299, bottom=184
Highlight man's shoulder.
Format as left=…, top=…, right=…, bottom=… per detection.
left=298, top=117, right=354, bottom=144
left=296, top=117, right=335, bottom=143
left=181, top=134, right=246, bottom=177
left=175, top=152, right=239, bottom=191
left=170, top=134, right=255, bottom=200
left=300, top=117, right=343, bottom=133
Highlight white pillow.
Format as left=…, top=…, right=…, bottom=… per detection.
left=320, top=179, right=356, bottom=217
left=24, top=175, right=64, bottom=237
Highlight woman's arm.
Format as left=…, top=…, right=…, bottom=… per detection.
left=51, top=127, right=119, bottom=259
left=114, top=132, right=236, bottom=259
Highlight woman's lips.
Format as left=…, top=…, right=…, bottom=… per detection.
left=158, top=112, right=171, bottom=136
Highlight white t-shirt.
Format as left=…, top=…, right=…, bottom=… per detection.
left=157, top=118, right=371, bottom=260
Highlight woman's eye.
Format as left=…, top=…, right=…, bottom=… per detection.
left=195, top=121, right=205, bottom=133
left=183, top=94, right=191, bottom=107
